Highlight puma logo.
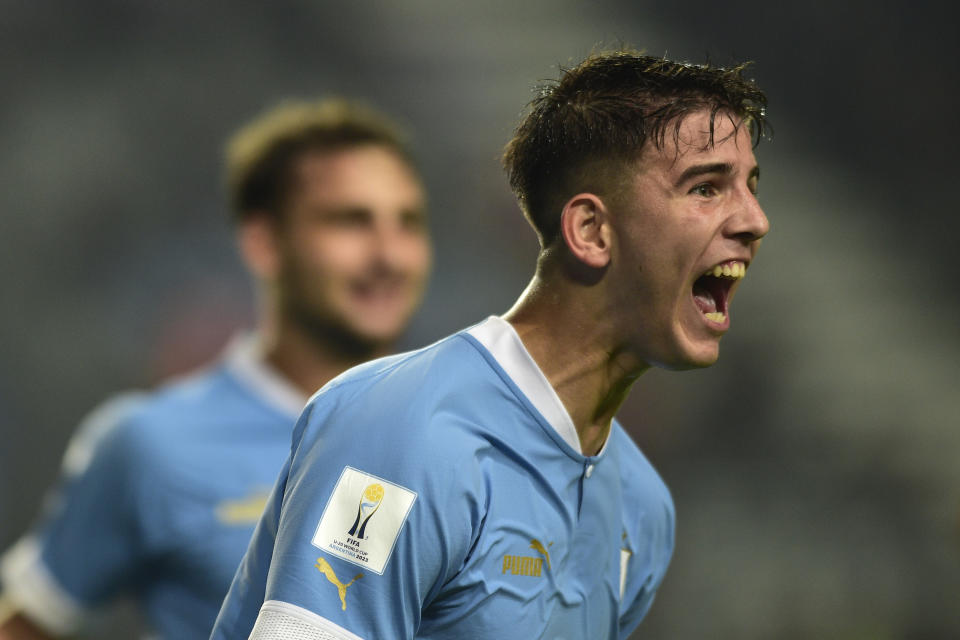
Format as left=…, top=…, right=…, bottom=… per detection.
left=314, top=557, right=363, bottom=610
left=502, top=539, right=554, bottom=577
left=529, top=539, right=553, bottom=569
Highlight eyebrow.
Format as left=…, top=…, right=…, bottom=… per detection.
left=673, top=162, right=760, bottom=188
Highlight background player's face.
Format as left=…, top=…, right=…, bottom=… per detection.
left=272, top=145, right=431, bottom=351
left=608, top=109, right=768, bottom=369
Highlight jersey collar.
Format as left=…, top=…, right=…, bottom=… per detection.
left=467, top=316, right=594, bottom=455
left=222, top=333, right=308, bottom=420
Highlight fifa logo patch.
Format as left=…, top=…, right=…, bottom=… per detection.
left=312, top=467, right=417, bottom=575
left=348, top=483, right=384, bottom=539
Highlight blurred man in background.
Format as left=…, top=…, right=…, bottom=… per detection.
left=211, top=51, right=769, bottom=639
left=0, top=98, right=432, bottom=639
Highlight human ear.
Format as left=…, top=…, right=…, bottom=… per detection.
left=559, top=193, right=611, bottom=269
left=237, top=214, right=281, bottom=280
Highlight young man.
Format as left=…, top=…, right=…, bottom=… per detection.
left=0, top=99, right=432, bottom=639
left=211, top=51, right=770, bottom=640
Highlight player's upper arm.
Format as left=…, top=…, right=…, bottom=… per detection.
left=245, top=383, right=483, bottom=639
left=0, top=393, right=150, bottom=635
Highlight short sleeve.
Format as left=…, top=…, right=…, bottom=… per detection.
left=243, top=388, right=482, bottom=640
left=0, top=393, right=150, bottom=635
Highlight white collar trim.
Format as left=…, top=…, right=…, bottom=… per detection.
left=223, top=333, right=308, bottom=420
left=467, top=316, right=583, bottom=454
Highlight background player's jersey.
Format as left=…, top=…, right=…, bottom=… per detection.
left=0, top=335, right=306, bottom=639
left=212, top=317, right=675, bottom=640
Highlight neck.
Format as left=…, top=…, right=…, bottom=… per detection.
left=503, top=267, right=648, bottom=456
left=258, top=313, right=390, bottom=398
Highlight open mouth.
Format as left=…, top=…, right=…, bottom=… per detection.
left=692, top=260, right=746, bottom=324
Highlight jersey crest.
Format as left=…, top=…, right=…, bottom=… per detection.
left=619, top=531, right=632, bottom=600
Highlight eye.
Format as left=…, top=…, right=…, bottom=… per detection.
left=400, top=209, right=427, bottom=232
left=324, top=209, right=371, bottom=227
left=689, top=182, right=717, bottom=198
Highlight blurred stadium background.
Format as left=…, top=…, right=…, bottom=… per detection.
left=1, top=1, right=958, bottom=638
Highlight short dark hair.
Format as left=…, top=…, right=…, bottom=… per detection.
left=502, top=51, right=769, bottom=246
left=226, top=98, right=415, bottom=221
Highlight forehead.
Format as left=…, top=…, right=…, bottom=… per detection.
left=289, top=145, right=423, bottom=203
left=639, top=109, right=757, bottom=175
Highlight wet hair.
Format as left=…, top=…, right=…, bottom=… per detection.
left=226, top=98, right=415, bottom=221
left=502, top=50, right=769, bottom=246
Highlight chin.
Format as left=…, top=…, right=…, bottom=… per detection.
left=683, top=352, right=720, bottom=369
left=292, top=308, right=397, bottom=357
left=346, top=313, right=411, bottom=343
left=684, top=344, right=721, bottom=369
left=651, top=340, right=721, bottom=371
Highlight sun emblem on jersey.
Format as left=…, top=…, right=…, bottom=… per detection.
left=348, top=483, right=384, bottom=539
left=315, top=557, right=363, bottom=610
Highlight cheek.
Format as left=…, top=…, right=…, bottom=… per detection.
left=299, top=233, right=369, bottom=276
left=405, top=236, right=433, bottom=274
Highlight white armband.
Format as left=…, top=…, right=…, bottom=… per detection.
left=250, top=600, right=364, bottom=640
left=0, top=537, right=87, bottom=635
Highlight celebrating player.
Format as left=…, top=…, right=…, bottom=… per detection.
left=0, top=98, right=432, bottom=639
left=211, top=50, right=770, bottom=639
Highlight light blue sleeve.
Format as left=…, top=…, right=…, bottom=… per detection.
left=0, top=393, right=150, bottom=636
left=244, top=383, right=483, bottom=639
left=35, top=395, right=158, bottom=606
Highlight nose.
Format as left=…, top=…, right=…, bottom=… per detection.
left=371, top=215, right=421, bottom=271
left=371, top=217, right=402, bottom=266
left=726, top=189, right=769, bottom=245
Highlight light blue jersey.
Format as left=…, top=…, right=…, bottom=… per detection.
left=212, top=317, right=674, bottom=640
left=0, top=336, right=306, bottom=639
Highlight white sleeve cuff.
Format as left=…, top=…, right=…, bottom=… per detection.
left=249, top=600, right=364, bottom=640
left=0, top=537, right=87, bottom=635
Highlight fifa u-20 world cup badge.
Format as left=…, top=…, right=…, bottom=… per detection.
left=348, top=483, right=384, bottom=539
left=312, top=467, right=417, bottom=574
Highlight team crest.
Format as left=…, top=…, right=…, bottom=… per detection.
left=312, top=467, right=416, bottom=575
left=620, top=531, right=632, bottom=600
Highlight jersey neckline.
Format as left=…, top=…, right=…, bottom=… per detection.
left=222, top=333, right=308, bottom=421
left=466, top=316, right=611, bottom=457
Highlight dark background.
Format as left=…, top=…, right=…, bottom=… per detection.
left=2, top=1, right=958, bottom=637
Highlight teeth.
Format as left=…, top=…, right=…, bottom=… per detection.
left=704, top=311, right=726, bottom=323
left=704, top=261, right=745, bottom=279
